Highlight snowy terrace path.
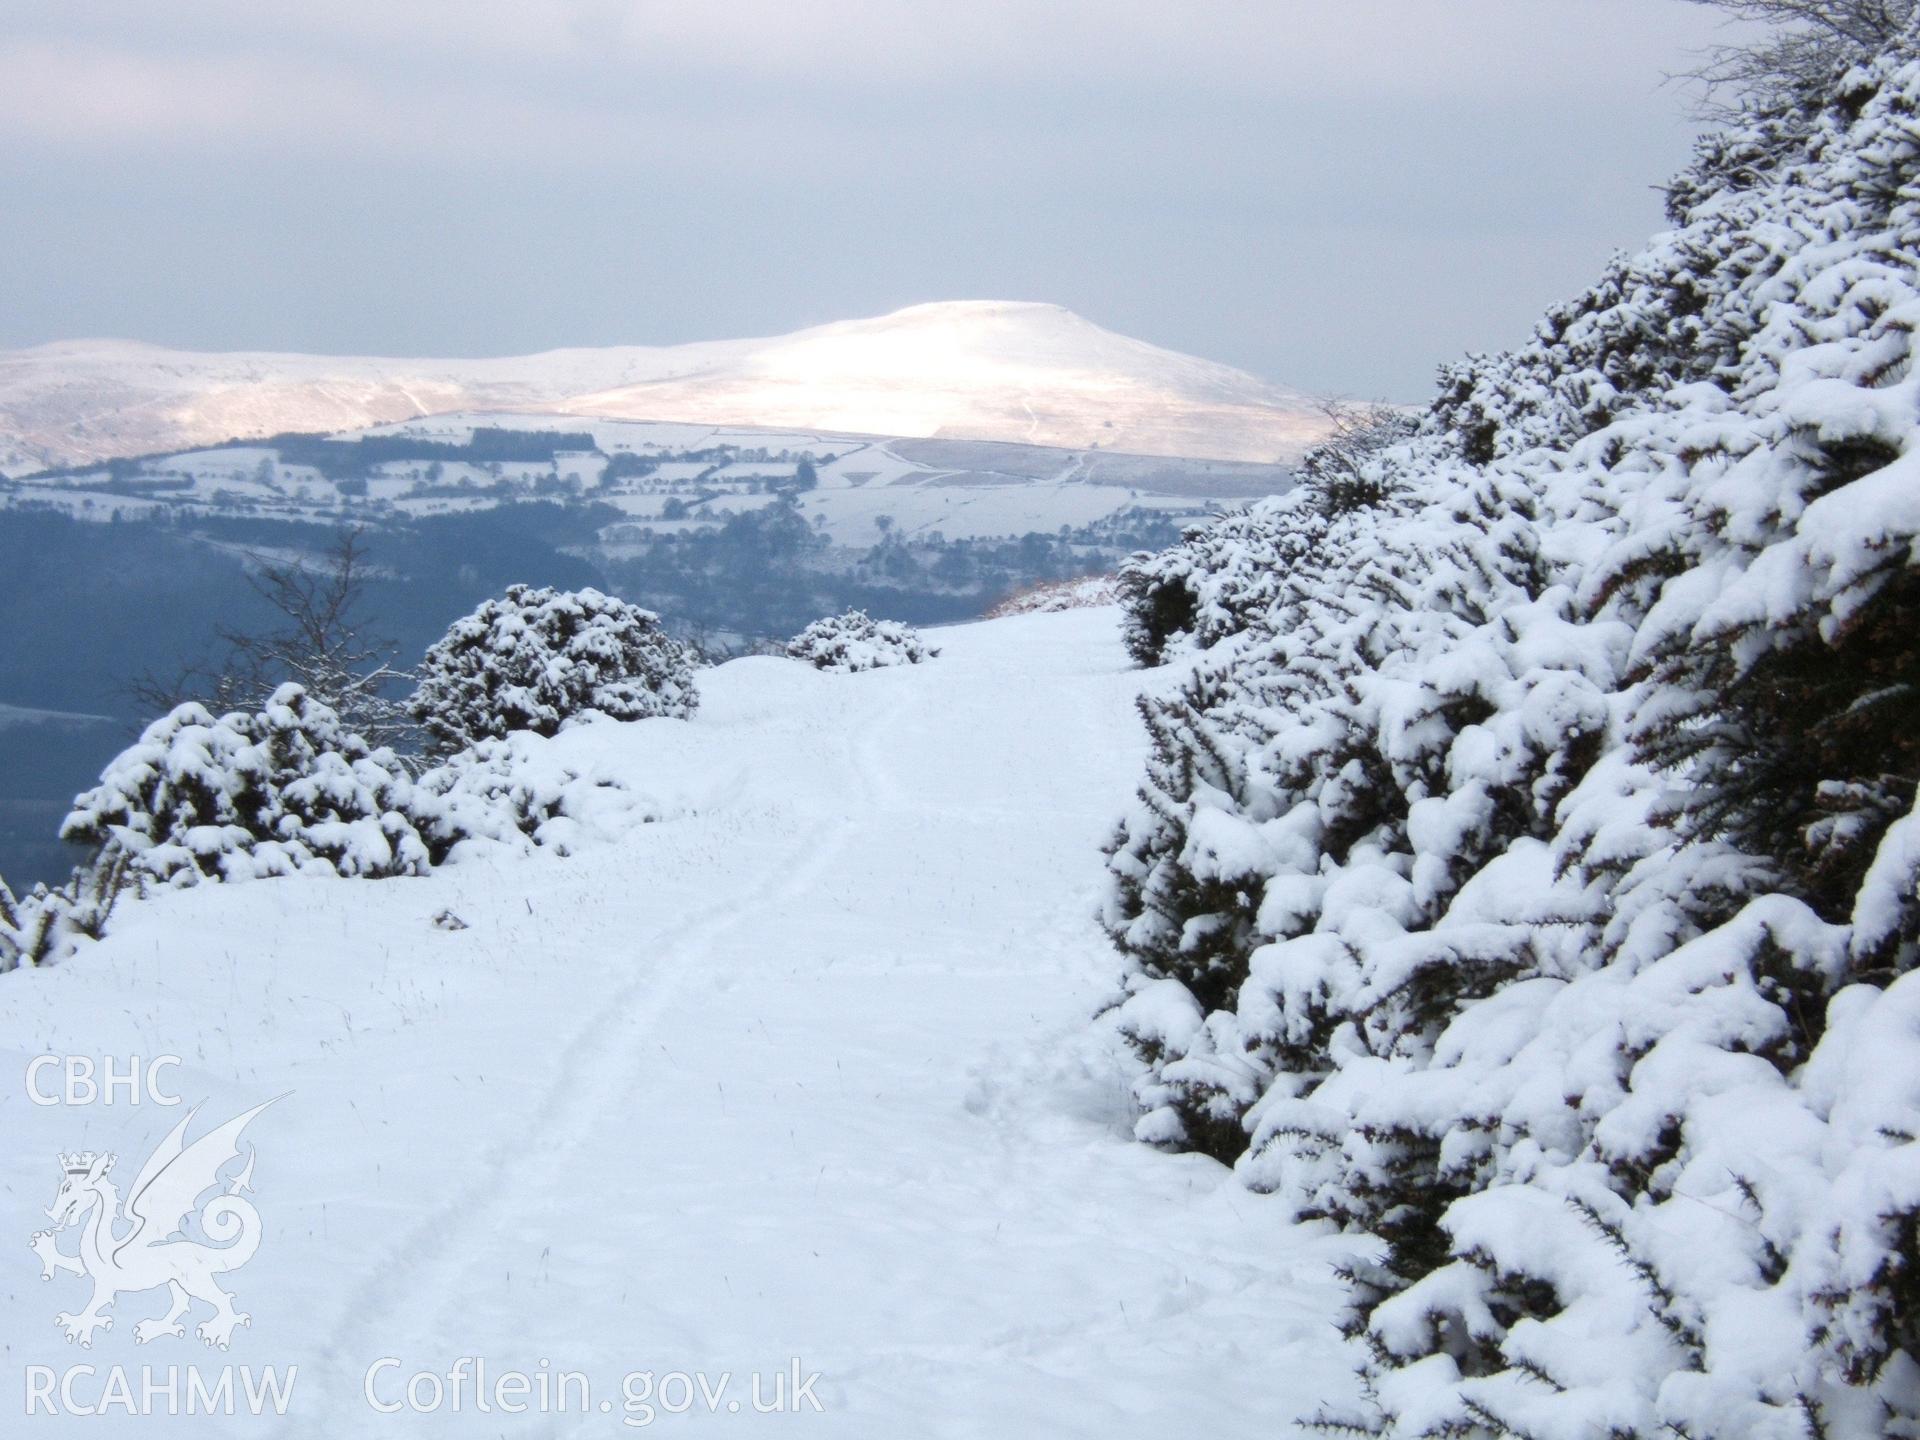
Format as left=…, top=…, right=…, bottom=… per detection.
left=2, top=609, right=1361, bottom=1437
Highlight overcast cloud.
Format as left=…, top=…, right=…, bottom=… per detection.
left=0, top=0, right=1734, bottom=397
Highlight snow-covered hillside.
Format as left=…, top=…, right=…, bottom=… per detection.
left=0, top=609, right=1365, bottom=1435
left=0, top=303, right=1330, bottom=475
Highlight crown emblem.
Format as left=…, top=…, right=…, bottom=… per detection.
left=59, top=1152, right=112, bottom=1176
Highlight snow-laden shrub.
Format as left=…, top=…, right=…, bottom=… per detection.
left=10, top=685, right=673, bottom=970
left=62, top=684, right=434, bottom=887
left=410, top=584, right=697, bottom=756
left=1103, top=33, right=1920, bottom=1440
left=1116, top=504, right=1301, bottom=667
left=410, top=729, right=664, bottom=859
left=1294, top=400, right=1420, bottom=514
left=54, top=685, right=666, bottom=900
left=1114, top=412, right=1419, bottom=669
left=786, top=610, right=938, bottom=672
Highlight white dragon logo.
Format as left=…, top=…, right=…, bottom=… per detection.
left=28, top=1098, right=278, bottom=1350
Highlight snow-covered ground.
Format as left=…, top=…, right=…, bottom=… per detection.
left=0, top=609, right=1362, bottom=1436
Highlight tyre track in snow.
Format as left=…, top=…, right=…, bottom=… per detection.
left=276, top=685, right=909, bottom=1436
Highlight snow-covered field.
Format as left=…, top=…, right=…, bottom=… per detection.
left=2, top=413, right=1289, bottom=547
left=0, top=609, right=1362, bottom=1435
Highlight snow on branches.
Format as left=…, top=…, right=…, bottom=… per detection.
left=12, top=681, right=672, bottom=969
left=62, top=683, right=433, bottom=887
left=0, top=861, right=128, bottom=973
left=1106, top=30, right=1920, bottom=1440
left=786, top=610, right=939, bottom=672
left=14, top=584, right=705, bottom=968
left=410, top=584, right=698, bottom=756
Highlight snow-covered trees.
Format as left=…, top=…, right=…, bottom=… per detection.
left=410, top=585, right=698, bottom=755
left=1105, top=27, right=1920, bottom=1439
left=786, top=610, right=939, bottom=672
left=16, top=582, right=702, bottom=966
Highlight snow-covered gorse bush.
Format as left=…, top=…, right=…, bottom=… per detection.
left=1116, top=407, right=1421, bottom=669
left=410, top=584, right=698, bottom=756
left=62, top=683, right=433, bottom=886
left=1112, top=407, right=1415, bottom=669
left=60, top=683, right=668, bottom=887
left=5, top=584, right=701, bottom=969
left=1105, top=31, right=1920, bottom=1440
left=0, top=682, right=668, bottom=970
left=786, top=610, right=939, bottom=672
left=408, top=731, right=664, bottom=858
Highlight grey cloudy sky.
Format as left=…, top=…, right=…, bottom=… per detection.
left=0, top=0, right=1733, bottom=398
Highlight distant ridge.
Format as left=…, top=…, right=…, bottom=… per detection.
left=0, top=302, right=1331, bottom=474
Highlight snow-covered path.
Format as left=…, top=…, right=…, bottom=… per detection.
left=2, top=610, right=1361, bottom=1436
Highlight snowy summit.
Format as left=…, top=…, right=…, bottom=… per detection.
left=0, top=302, right=1329, bottom=475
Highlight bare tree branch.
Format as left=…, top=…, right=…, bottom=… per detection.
left=1675, top=0, right=1914, bottom=117
left=1298, top=397, right=1418, bottom=513
left=128, top=527, right=418, bottom=754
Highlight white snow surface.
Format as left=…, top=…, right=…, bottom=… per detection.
left=0, top=302, right=1330, bottom=473
left=0, top=609, right=1364, bottom=1435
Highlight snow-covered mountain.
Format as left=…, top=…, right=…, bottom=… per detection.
left=0, top=302, right=1330, bottom=474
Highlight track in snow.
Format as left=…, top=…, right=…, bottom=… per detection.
left=0, top=610, right=1363, bottom=1437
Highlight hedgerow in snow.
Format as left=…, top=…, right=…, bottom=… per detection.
left=410, top=584, right=697, bottom=756
left=1103, top=31, right=1920, bottom=1440
left=1114, top=408, right=1422, bottom=669
left=786, top=610, right=938, bottom=672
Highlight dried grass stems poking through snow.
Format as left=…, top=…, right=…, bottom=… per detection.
left=786, top=610, right=939, bottom=673
left=1105, top=27, right=1920, bottom=1440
